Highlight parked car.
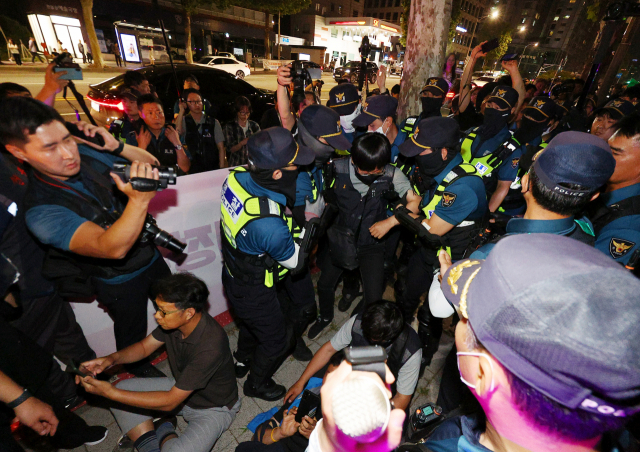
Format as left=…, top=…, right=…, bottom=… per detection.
left=195, top=56, right=251, bottom=79
left=333, top=61, right=379, bottom=84
left=295, top=60, right=324, bottom=71
left=86, top=64, right=274, bottom=127
left=217, top=52, right=236, bottom=59
left=390, top=60, right=403, bottom=76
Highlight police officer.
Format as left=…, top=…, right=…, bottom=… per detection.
left=220, top=127, right=316, bottom=400
left=590, top=98, right=635, bottom=142
left=392, top=117, right=487, bottom=366
left=327, top=83, right=361, bottom=144
left=352, top=95, right=407, bottom=163
left=175, top=88, right=226, bottom=173
left=400, top=77, right=450, bottom=137
left=489, top=96, right=557, bottom=215
left=588, top=115, right=640, bottom=266
left=108, top=88, right=140, bottom=143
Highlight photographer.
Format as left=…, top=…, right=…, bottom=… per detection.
left=0, top=97, right=171, bottom=378
left=275, top=64, right=316, bottom=132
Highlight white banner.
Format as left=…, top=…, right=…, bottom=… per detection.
left=262, top=59, right=293, bottom=70
left=70, top=168, right=232, bottom=357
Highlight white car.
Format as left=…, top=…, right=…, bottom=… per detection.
left=195, top=56, right=250, bottom=79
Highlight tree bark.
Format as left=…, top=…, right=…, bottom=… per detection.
left=79, top=0, right=105, bottom=68
left=185, top=11, right=194, bottom=64
left=264, top=9, right=271, bottom=59
left=397, top=0, right=452, bottom=122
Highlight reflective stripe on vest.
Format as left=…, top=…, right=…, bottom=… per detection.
left=421, top=163, right=479, bottom=219
left=402, top=116, right=419, bottom=136
left=461, top=129, right=520, bottom=178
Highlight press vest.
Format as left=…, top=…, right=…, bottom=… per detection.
left=23, top=154, right=157, bottom=294
left=184, top=114, right=219, bottom=173
left=330, top=158, right=395, bottom=247
left=220, top=168, right=293, bottom=288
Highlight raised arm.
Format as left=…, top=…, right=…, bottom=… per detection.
left=276, top=65, right=296, bottom=131
left=502, top=60, right=526, bottom=111
left=459, top=43, right=487, bottom=113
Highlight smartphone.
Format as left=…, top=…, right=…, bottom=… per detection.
left=481, top=38, right=500, bottom=54
left=295, top=390, right=321, bottom=422
left=54, top=66, right=83, bottom=80
left=65, top=359, right=91, bottom=378
left=500, top=53, right=520, bottom=62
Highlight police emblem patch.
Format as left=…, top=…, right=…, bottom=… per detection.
left=511, top=157, right=520, bottom=169
left=429, top=78, right=437, bottom=85
left=609, top=238, right=635, bottom=259
left=336, top=92, right=345, bottom=102
left=442, top=192, right=457, bottom=207
left=535, top=99, right=545, bottom=109
left=497, top=89, right=506, bottom=97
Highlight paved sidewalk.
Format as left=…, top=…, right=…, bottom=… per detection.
left=18, top=279, right=454, bottom=452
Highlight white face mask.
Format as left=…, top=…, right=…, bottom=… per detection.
left=456, top=352, right=495, bottom=392
left=368, top=119, right=388, bottom=136
left=340, top=104, right=361, bottom=134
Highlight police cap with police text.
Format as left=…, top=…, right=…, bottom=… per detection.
left=398, top=117, right=460, bottom=157
left=522, top=96, right=556, bottom=122
left=248, top=127, right=315, bottom=169
left=420, top=77, right=449, bottom=96
left=299, top=104, right=353, bottom=151
left=352, top=95, right=398, bottom=128
left=486, top=85, right=519, bottom=111
left=328, top=83, right=360, bottom=116
left=441, top=233, right=640, bottom=417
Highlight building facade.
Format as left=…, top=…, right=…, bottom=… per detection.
left=450, top=0, right=491, bottom=57
left=362, top=0, right=403, bottom=25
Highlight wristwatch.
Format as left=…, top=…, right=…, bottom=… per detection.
left=7, top=388, right=32, bottom=409
left=175, top=144, right=183, bottom=151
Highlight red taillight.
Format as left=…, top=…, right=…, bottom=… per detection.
left=86, top=94, right=124, bottom=111
left=445, top=92, right=455, bottom=99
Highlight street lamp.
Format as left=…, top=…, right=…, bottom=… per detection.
left=519, top=42, right=538, bottom=67
left=466, top=8, right=499, bottom=57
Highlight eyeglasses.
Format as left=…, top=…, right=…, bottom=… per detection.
left=154, top=304, right=184, bottom=317
left=187, top=100, right=203, bottom=105
left=238, top=110, right=250, bottom=116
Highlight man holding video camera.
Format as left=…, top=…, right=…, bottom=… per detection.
left=0, top=97, right=172, bottom=377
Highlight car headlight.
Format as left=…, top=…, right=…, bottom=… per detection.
left=345, top=70, right=350, bottom=73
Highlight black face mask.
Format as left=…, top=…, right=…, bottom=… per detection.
left=415, top=150, right=449, bottom=178
left=478, top=107, right=510, bottom=140
left=421, top=97, right=444, bottom=118
left=352, top=162, right=382, bottom=186
left=250, top=168, right=298, bottom=207
left=513, top=116, right=549, bottom=145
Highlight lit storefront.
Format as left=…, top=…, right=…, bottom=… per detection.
left=27, top=0, right=87, bottom=59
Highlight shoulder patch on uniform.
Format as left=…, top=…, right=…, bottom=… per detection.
left=267, top=199, right=281, bottom=216
left=609, top=238, right=635, bottom=259
left=442, top=192, right=457, bottom=207
left=406, top=117, right=417, bottom=125
left=511, top=157, right=520, bottom=169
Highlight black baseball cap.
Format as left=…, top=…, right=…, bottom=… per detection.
left=486, top=85, right=519, bottom=110
left=352, top=95, right=398, bottom=128
left=532, top=131, right=615, bottom=195
left=328, top=83, right=360, bottom=116
left=299, top=105, right=352, bottom=150
left=420, top=77, right=449, bottom=96
left=117, top=87, right=138, bottom=101
left=248, top=127, right=315, bottom=169
left=602, top=98, right=635, bottom=120
left=399, top=117, right=460, bottom=157
left=523, top=96, right=556, bottom=121
left=441, top=234, right=640, bottom=417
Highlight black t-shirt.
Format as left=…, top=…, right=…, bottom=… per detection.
left=152, top=313, right=238, bottom=409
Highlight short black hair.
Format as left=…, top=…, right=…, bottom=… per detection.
left=123, top=70, right=147, bottom=88
left=0, top=97, right=64, bottom=146
left=152, top=272, right=209, bottom=313
left=137, top=93, right=163, bottom=110
left=362, top=300, right=404, bottom=345
left=391, top=84, right=401, bottom=95
left=622, top=84, right=640, bottom=101
left=529, top=165, right=596, bottom=216
left=328, top=350, right=346, bottom=368
left=183, top=88, right=202, bottom=100
left=612, top=113, right=640, bottom=141
left=183, top=74, right=199, bottom=85
left=233, top=95, right=252, bottom=115
left=525, top=83, right=536, bottom=93
left=351, top=133, right=391, bottom=172
left=0, top=83, right=31, bottom=100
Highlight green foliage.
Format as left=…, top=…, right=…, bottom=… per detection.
left=400, top=0, right=410, bottom=46
left=536, top=70, right=573, bottom=81
left=587, top=0, right=602, bottom=22
left=477, top=19, right=512, bottom=68
left=0, top=15, right=31, bottom=61
left=448, top=0, right=463, bottom=41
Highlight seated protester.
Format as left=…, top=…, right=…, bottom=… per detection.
left=123, top=70, right=151, bottom=97
left=223, top=96, right=260, bottom=167
left=109, top=87, right=140, bottom=143
left=175, top=88, right=225, bottom=172
left=400, top=77, right=449, bottom=137
left=172, top=74, right=212, bottom=119
left=352, top=95, right=407, bottom=163
left=126, top=94, right=191, bottom=174
left=235, top=351, right=346, bottom=452
left=327, top=82, right=361, bottom=144
left=588, top=115, right=640, bottom=265
left=590, top=98, right=635, bottom=142
left=487, top=96, right=556, bottom=215
left=426, top=234, right=640, bottom=452
left=309, top=134, right=420, bottom=339
left=77, top=273, right=240, bottom=452
left=285, top=301, right=422, bottom=412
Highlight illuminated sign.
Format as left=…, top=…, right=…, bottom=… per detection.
left=330, top=20, right=366, bottom=25
left=455, top=25, right=467, bottom=32
left=380, top=24, right=398, bottom=32
left=373, top=19, right=380, bottom=26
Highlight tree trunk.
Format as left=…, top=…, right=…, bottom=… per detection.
left=185, top=11, right=193, bottom=64
left=264, top=9, right=271, bottom=60
left=79, top=0, right=105, bottom=68
left=596, top=17, right=640, bottom=99
left=397, top=0, right=452, bottom=122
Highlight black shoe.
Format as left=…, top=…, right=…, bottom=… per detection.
left=292, top=337, right=313, bottom=361
left=308, top=317, right=332, bottom=340
left=235, top=360, right=250, bottom=378
left=127, top=362, right=166, bottom=379
left=337, top=294, right=355, bottom=312
left=243, top=378, right=286, bottom=401
left=59, top=425, right=108, bottom=448
left=63, top=394, right=86, bottom=412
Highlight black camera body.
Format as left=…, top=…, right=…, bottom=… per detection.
left=406, top=403, right=443, bottom=441
left=359, top=36, right=371, bottom=59
left=112, top=162, right=177, bottom=191
left=140, top=214, right=186, bottom=254
left=291, top=60, right=313, bottom=91
left=52, top=52, right=83, bottom=80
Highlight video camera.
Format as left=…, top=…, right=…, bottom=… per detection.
left=140, top=214, right=186, bottom=254
left=291, top=61, right=315, bottom=91
left=52, top=52, right=83, bottom=80
left=111, top=162, right=177, bottom=191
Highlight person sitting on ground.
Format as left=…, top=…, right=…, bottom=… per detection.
left=426, top=233, right=640, bottom=452
left=77, top=272, right=240, bottom=452
left=285, top=300, right=422, bottom=412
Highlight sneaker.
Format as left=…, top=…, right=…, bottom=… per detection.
left=307, top=318, right=332, bottom=340
left=235, top=360, right=250, bottom=379
left=83, top=426, right=109, bottom=446
left=63, top=394, right=86, bottom=412
left=61, top=425, right=108, bottom=448
left=243, top=378, right=286, bottom=401
left=292, top=337, right=313, bottom=361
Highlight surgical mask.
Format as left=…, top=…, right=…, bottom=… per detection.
left=352, top=162, right=382, bottom=186
left=478, top=107, right=510, bottom=140
left=340, top=104, right=361, bottom=134
left=368, top=119, right=388, bottom=136
left=456, top=352, right=495, bottom=392
left=421, top=97, right=444, bottom=118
